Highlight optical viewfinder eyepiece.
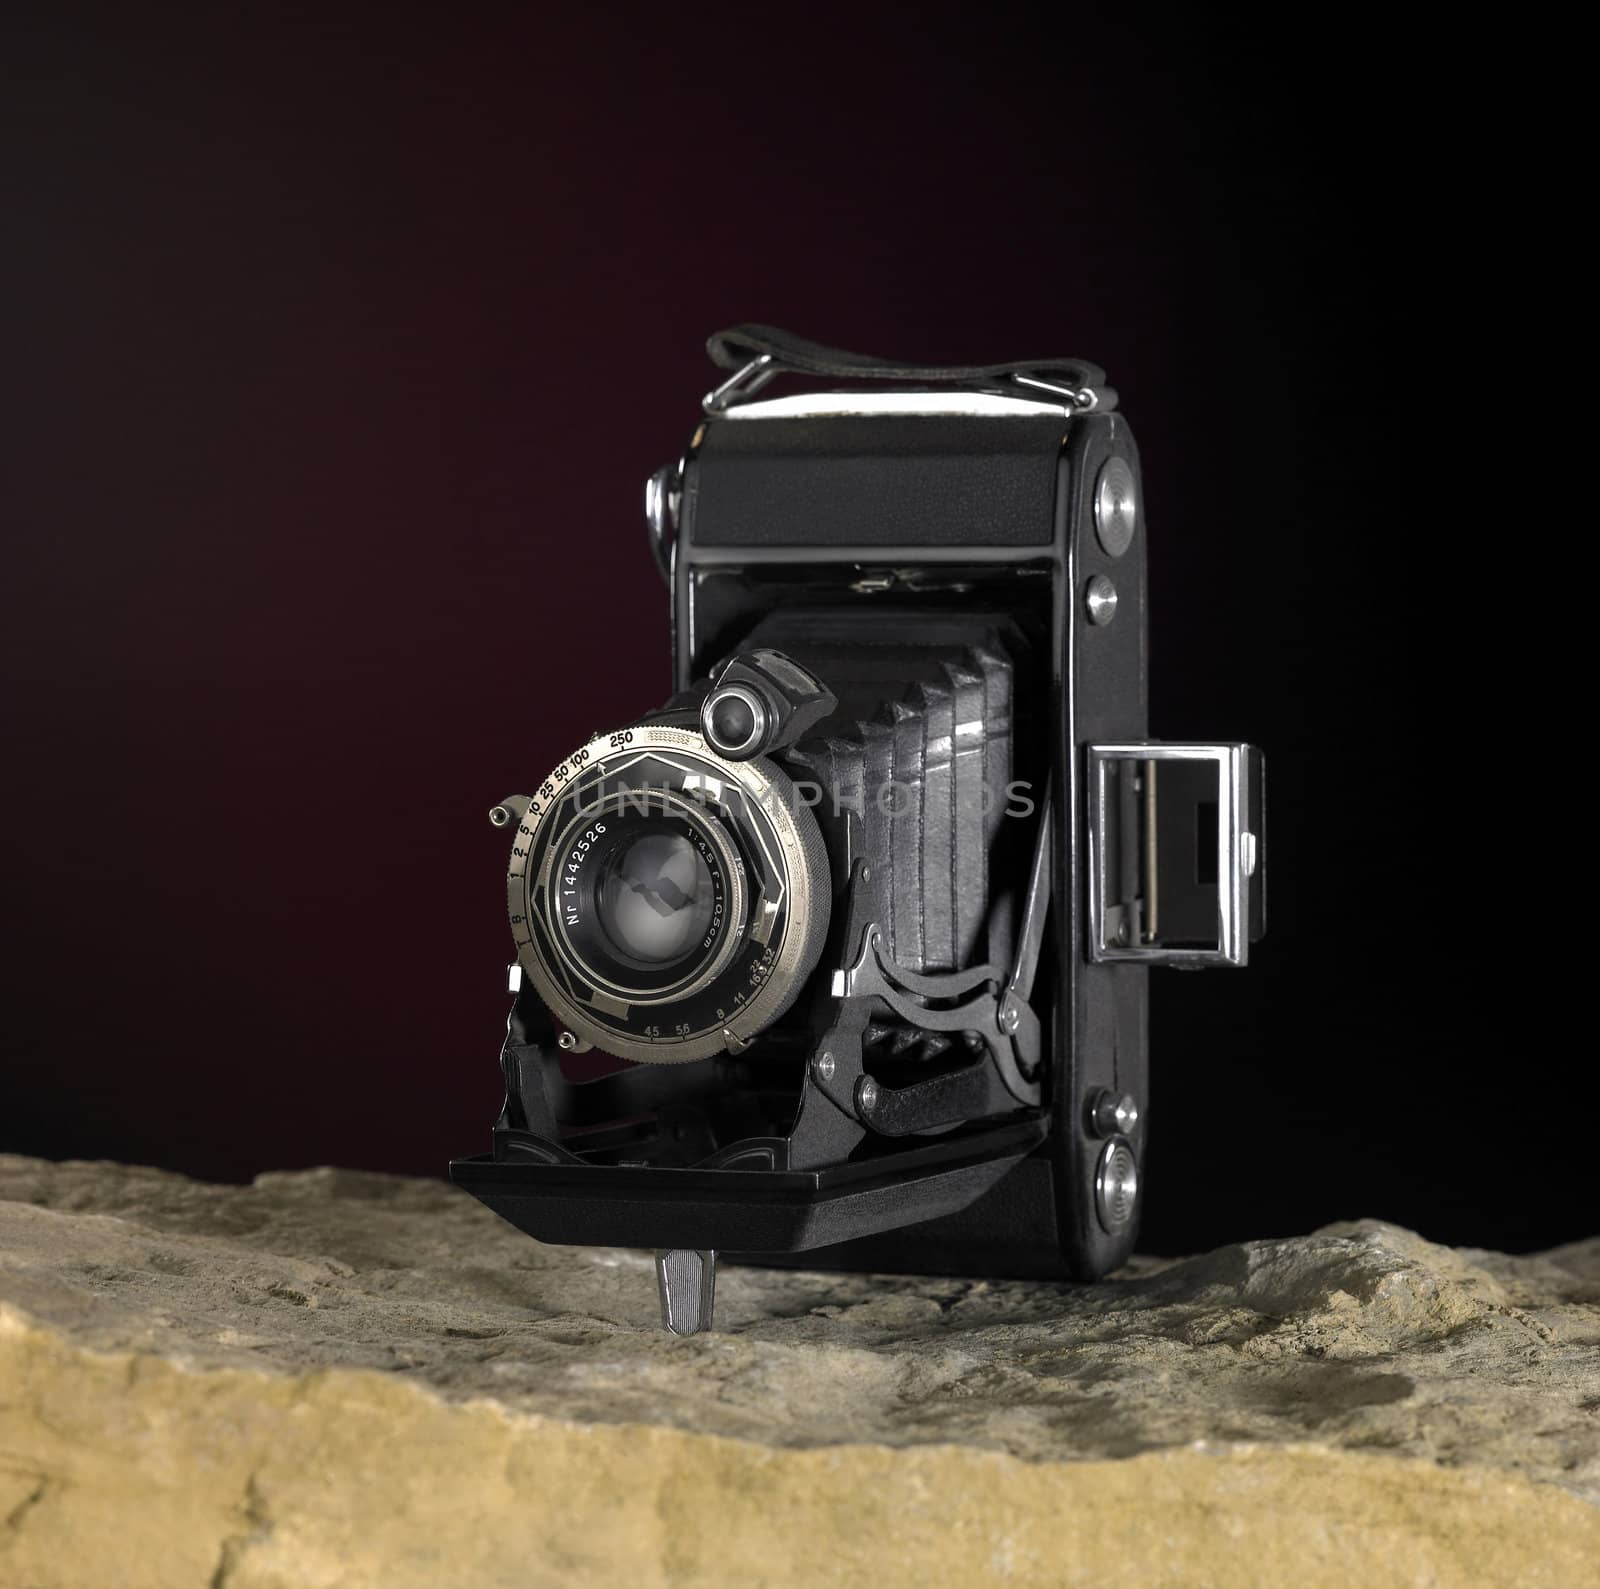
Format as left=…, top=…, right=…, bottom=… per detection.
left=701, top=684, right=768, bottom=758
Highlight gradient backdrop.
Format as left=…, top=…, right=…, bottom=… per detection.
left=3, top=9, right=1558, bottom=1252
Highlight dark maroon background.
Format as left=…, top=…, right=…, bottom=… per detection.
left=1, top=10, right=1564, bottom=1251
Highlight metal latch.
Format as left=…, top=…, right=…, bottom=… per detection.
left=1087, top=743, right=1264, bottom=968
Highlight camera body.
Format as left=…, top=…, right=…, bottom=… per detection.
left=452, top=327, right=1264, bottom=1332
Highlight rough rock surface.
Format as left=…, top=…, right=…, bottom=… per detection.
left=0, top=1155, right=1596, bottom=1588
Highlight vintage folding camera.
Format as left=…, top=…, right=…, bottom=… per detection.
left=452, top=326, right=1264, bottom=1332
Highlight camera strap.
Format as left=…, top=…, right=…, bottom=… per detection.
left=704, top=323, right=1114, bottom=414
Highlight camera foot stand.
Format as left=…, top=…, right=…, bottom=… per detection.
left=656, top=1248, right=717, bottom=1335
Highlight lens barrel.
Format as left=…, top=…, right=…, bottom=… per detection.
left=544, top=789, right=744, bottom=1006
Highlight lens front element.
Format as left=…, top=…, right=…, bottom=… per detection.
left=596, top=826, right=715, bottom=967
left=546, top=793, right=739, bottom=1004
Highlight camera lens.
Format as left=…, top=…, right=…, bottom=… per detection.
left=508, top=726, right=831, bottom=1064
left=595, top=827, right=715, bottom=966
